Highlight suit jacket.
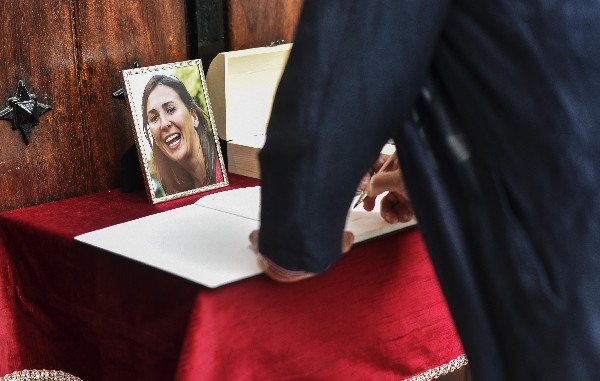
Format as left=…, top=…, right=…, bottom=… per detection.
left=258, top=1, right=600, bottom=379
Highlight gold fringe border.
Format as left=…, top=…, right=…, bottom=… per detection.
left=403, top=354, right=469, bottom=381
left=1, top=356, right=468, bottom=381
left=0, top=369, right=83, bottom=381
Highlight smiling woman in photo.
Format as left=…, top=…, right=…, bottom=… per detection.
left=141, top=74, right=221, bottom=197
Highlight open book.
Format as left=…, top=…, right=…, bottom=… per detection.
left=75, top=186, right=416, bottom=288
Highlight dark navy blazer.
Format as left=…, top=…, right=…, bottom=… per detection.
left=258, top=1, right=600, bottom=379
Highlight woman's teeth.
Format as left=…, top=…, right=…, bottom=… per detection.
left=165, top=133, right=181, bottom=148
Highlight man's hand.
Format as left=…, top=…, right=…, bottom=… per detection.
left=249, top=230, right=355, bottom=282
left=358, top=154, right=414, bottom=224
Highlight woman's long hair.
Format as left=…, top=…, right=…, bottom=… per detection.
left=141, top=74, right=217, bottom=195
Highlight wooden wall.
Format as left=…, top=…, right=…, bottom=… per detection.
left=188, top=0, right=304, bottom=64
left=227, top=0, right=304, bottom=50
left=0, top=0, right=88, bottom=211
left=0, top=0, right=303, bottom=211
left=0, top=0, right=187, bottom=211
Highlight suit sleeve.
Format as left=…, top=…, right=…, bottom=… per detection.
left=258, top=0, right=450, bottom=272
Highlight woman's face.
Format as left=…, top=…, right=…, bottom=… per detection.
left=146, top=84, right=200, bottom=163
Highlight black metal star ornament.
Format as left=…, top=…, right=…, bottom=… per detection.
left=0, top=80, right=52, bottom=145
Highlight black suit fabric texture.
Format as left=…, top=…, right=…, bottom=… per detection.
left=258, top=1, right=600, bottom=380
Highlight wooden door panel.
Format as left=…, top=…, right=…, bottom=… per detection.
left=76, top=0, right=188, bottom=192
left=0, top=0, right=303, bottom=211
left=0, top=0, right=86, bottom=211
left=227, top=0, right=304, bottom=50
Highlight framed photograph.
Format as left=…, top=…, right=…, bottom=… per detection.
left=122, top=60, right=228, bottom=204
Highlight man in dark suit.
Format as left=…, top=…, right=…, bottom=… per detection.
left=253, top=1, right=600, bottom=379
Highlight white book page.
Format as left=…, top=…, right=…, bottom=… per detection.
left=194, top=186, right=261, bottom=220
left=76, top=186, right=415, bottom=288
left=76, top=189, right=262, bottom=288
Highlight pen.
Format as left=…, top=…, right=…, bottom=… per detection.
left=353, top=152, right=398, bottom=209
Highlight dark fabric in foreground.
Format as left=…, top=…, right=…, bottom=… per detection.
left=259, top=1, right=600, bottom=379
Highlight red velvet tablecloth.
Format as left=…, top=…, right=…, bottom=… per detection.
left=0, top=175, right=465, bottom=381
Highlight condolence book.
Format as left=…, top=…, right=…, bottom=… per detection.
left=75, top=186, right=416, bottom=288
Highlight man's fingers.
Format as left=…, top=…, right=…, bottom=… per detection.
left=342, top=231, right=355, bottom=253
left=368, top=171, right=404, bottom=196
left=361, top=196, right=376, bottom=211
left=380, top=192, right=414, bottom=223
left=249, top=229, right=355, bottom=282
left=249, top=229, right=259, bottom=251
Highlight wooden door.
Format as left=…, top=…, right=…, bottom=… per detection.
left=76, top=1, right=187, bottom=192
left=227, top=0, right=304, bottom=50
left=0, top=0, right=188, bottom=211
left=0, top=0, right=87, bottom=211
left=0, top=0, right=304, bottom=211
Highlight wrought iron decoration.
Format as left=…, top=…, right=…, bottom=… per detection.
left=0, top=80, right=52, bottom=145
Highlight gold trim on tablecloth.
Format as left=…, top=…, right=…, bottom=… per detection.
left=0, top=369, right=83, bottom=381
left=403, top=354, right=469, bottom=381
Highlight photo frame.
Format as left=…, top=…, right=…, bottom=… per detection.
left=123, top=59, right=228, bottom=204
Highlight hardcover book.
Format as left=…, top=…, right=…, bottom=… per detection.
left=76, top=186, right=416, bottom=288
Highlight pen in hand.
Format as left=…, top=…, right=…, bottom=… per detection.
left=353, top=152, right=398, bottom=209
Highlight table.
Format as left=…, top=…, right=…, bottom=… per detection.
left=0, top=175, right=465, bottom=380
